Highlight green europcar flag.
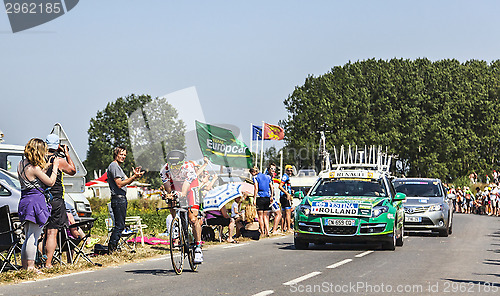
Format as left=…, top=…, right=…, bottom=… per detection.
left=195, top=121, right=253, bottom=169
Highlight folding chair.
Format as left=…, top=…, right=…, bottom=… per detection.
left=203, top=212, right=229, bottom=242
left=0, top=205, right=22, bottom=272
left=105, top=203, right=147, bottom=252
left=54, top=218, right=101, bottom=266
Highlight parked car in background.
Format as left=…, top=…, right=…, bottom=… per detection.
left=0, top=168, right=21, bottom=215
left=393, top=178, right=453, bottom=237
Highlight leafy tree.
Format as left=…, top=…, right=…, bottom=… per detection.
left=282, top=58, right=500, bottom=182
left=84, top=94, right=186, bottom=188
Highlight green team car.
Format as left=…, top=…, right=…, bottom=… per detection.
left=294, top=146, right=406, bottom=250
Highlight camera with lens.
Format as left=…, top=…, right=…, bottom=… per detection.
left=55, top=144, right=69, bottom=158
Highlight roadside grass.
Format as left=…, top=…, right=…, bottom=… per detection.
left=0, top=242, right=170, bottom=284
left=1, top=197, right=285, bottom=284
left=0, top=232, right=283, bottom=284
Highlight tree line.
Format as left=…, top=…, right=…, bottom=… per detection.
left=280, top=58, right=500, bottom=182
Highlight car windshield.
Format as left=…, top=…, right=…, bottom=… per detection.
left=0, top=169, right=21, bottom=190
left=310, top=179, right=387, bottom=197
left=393, top=180, right=442, bottom=197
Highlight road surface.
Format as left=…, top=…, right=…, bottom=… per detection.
left=1, top=214, right=499, bottom=295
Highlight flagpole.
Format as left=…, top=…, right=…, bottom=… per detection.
left=280, top=149, right=283, bottom=179
left=260, top=121, right=265, bottom=171
left=250, top=123, right=253, bottom=164
left=256, top=128, right=260, bottom=167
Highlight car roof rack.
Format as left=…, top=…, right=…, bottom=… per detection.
left=331, top=145, right=392, bottom=174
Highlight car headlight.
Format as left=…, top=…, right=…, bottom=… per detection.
left=298, top=204, right=311, bottom=216
left=427, top=204, right=443, bottom=212
left=75, top=202, right=87, bottom=213
left=371, top=206, right=389, bottom=218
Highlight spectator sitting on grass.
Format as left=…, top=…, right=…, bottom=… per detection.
left=240, top=205, right=260, bottom=240
left=205, top=206, right=237, bottom=243
left=231, top=194, right=246, bottom=237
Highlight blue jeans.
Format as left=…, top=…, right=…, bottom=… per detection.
left=109, top=196, right=127, bottom=247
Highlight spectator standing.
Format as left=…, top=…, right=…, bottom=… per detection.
left=250, top=167, right=273, bottom=236
left=484, top=187, right=491, bottom=215
left=279, top=165, right=294, bottom=232
left=199, top=170, right=218, bottom=197
left=107, top=146, right=144, bottom=253
left=43, top=134, right=76, bottom=268
left=17, top=138, right=59, bottom=272
left=490, top=184, right=498, bottom=216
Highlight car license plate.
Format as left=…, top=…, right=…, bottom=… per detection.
left=405, top=216, right=421, bottom=222
left=326, top=219, right=355, bottom=226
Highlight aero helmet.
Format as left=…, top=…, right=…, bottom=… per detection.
left=166, top=150, right=185, bottom=165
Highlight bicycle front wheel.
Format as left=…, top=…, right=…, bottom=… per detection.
left=170, top=216, right=184, bottom=274
left=187, top=225, right=198, bottom=272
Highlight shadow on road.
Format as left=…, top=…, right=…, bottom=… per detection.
left=483, top=259, right=500, bottom=266
left=473, top=272, right=500, bottom=278
left=442, top=278, right=500, bottom=288
left=277, top=242, right=383, bottom=251
left=405, top=231, right=439, bottom=237
left=125, top=269, right=180, bottom=276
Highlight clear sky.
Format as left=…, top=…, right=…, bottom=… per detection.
left=1, top=1, right=499, bottom=162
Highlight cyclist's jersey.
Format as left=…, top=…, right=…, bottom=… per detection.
left=160, top=161, right=200, bottom=209
left=280, top=173, right=292, bottom=197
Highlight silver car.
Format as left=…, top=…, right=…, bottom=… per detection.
left=0, top=168, right=21, bottom=215
left=393, top=178, right=453, bottom=237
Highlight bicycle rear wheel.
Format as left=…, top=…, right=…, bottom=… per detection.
left=170, top=216, right=184, bottom=274
left=187, top=225, right=198, bottom=272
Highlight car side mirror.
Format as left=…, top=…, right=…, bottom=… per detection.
left=0, top=181, right=12, bottom=197
left=393, top=192, right=406, bottom=201
left=294, top=191, right=304, bottom=199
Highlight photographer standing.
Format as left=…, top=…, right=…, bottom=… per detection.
left=44, top=133, right=76, bottom=268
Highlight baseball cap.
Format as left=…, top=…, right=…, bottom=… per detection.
left=46, top=134, right=60, bottom=150
left=285, top=165, right=293, bottom=170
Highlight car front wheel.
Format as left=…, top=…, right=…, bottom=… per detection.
left=382, top=222, right=396, bottom=251
left=294, top=237, right=309, bottom=250
left=396, top=222, right=404, bottom=247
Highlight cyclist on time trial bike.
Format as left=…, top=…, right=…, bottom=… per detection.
left=160, top=150, right=209, bottom=264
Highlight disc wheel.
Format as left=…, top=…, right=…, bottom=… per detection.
left=170, top=216, right=185, bottom=274
left=187, top=225, right=198, bottom=272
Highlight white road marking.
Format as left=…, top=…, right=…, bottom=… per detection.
left=283, top=271, right=322, bottom=286
left=355, top=250, right=374, bottom=258
left=326, top=259, right=353, bottom=269
left=150, top=255, right=170, bottom=261
left=270, top=236, right=288, bottom=240
left=404, top=236, right=409, bottom=239
left=252, top=290, right=274, bottom=296
left=22, top=270, right=94, bottom=284
left=223, top=243, right=250, bottom=249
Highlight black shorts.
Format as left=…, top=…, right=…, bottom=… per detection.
left=256, top=196, right=271, bottom=211
left=46, top=197, right=69, bottom=229
left=240, top=227, right=260, bottom=240
left=280, top=196, right=292, bottom=209
left=206, top=217, right=231, bottom=227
